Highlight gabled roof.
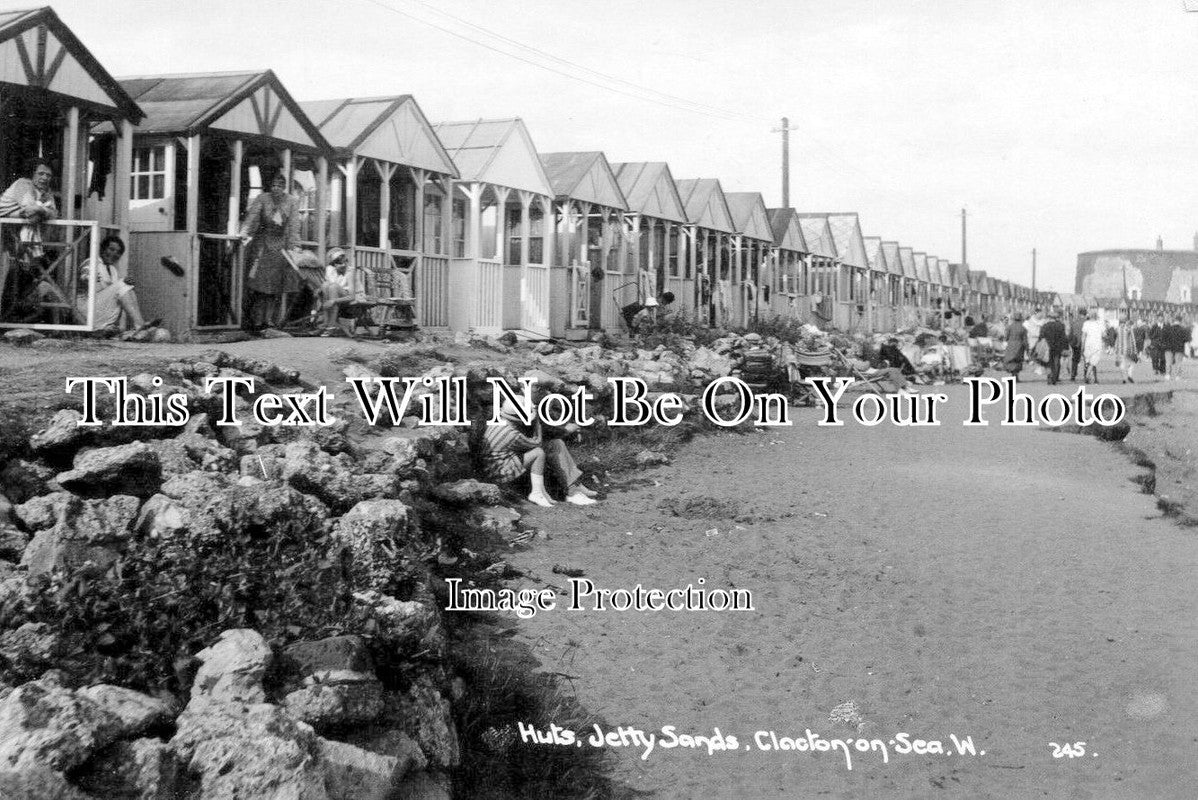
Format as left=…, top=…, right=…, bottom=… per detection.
left=928, top=257, right=943, bottom=285
left=969, top=269, right=988, bottom=291
left=0, top=7, right=142, bottom=121
left=863, top=236, right=888, bottom=274
left=881, top=241, right=903, bottom=276
left=675, top=178, right=735, bottom=234
left=302, top=95, right=457, bottom=177
left=724, top=192, right=773, bottom=242
left=120, top=71, right=329, bottom=153
left=767, top=208, right=808, bottom=253
left=948, top=263, right=967, bottom=288
left=913, top=252, right=931, bottom=283
left=433, top=118, right=553, bottom=196
left=610, top=162, right=687, bottom=224
left=898, top=246, right=917, bottom=279
left=539, top=151, right=627, bottom=211
left=819, top=213, right=867, bottom=269
left=932, top=259, right=947, bottom=286
left=796, top=214, right=837, bottom=258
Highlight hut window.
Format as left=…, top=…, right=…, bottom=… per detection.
left=504, top=202, right=544, bottom=264
left=479, top=201, right=499, bottom=260
left=389, top=171, right=415, bottom=251
left=451, top=197, right=466, bottom=258
left=131, top=145, right=168, bottom=200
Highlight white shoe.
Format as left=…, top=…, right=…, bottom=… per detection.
left=528, top=491, right=555, bottom=508
left=566, top=492, right=598, bottom=506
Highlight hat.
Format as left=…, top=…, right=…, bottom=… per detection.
left=327, top=247, right=348, bottom=265
left=500, top=395, right=534, bottom=421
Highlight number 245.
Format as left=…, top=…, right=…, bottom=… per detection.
left=1050, top=742, right=1086, bottom=759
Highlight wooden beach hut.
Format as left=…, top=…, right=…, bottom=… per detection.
left=113, top=70, right=332, bottom=333
left=797, top=214, right=839, bottom=328
left=609, top=162, right=688, bottom=335
left=913, top=253, right=932, bottom=322
left=863, top=236, right=890, bottom=332
left=898, top=246, right=919, bottom=328
left=538, top=151, right=628, bottom=339
left=431, top=118, right=554, bottom=336
left=724, top=192, right=773, bottom=327
left=826, top=213, right=870, bottom=332
left=301, top=95, right=459, bottom=329
left=881, top=241, right=904, bottom=330
left=675, top=178, right=735, bottom=326
left=767, top=208, right=809, bottom=320
left=0, top=6, right=144, bottom=331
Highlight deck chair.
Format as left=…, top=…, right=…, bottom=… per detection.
left=360, top=258, right=416, bottom=334
left=828, top=347, right=905, bottom=394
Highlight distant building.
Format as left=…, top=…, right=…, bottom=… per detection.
left=1075, top=244, right=1198, bottom=304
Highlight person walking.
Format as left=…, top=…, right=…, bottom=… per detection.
left=1147, top=314, right=1168, bottom=378
left=1115, top=315, right=1139, bottom=384
left=1003, top=313, right=1028, bottom=380
left=1080, top=311, right=1105, bottom=384
left=1067, top=309, right=1085, bottom=381
left=1040, top=310, right=1069, bottom=386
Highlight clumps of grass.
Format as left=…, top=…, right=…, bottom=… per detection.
left=451, top=635, right=616, bottom=800
left=370, top=346, right=452, bottom=377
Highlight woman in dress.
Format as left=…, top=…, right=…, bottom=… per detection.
left=1080, top=311, right=1106, bottom=384
left=1115, top=315, right=1139, bottom=384
left=1002, top=313, right=1027, bottom=379
left=75, top=235, right=148, bottom=331
left=239, top=172, right=300, bottom=329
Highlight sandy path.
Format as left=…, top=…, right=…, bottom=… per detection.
left=507, top=380, right=1198, bottom=799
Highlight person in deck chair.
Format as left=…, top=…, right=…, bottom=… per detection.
left=479, top=395, right=599, bottom=508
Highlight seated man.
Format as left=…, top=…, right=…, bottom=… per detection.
left=479, top=396, right=599, bottom=507
left=878, top=337, right=917, bottom=377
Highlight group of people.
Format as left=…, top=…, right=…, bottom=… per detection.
left=1, top=157, right=153, bottom=332
left=1002, top=307, right=1194, bottom=385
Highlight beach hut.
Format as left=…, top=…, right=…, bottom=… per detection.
left=881, top=241, right=903, bottom=330
left=675, top=178, right=735, bottom=326
left=825, top=213, right=870, bottom=332
left=431, top=118, right=554, bottom=336
left=300, top=95, right=459, bottom=329
left=913, top=253, right=933, bottom=321
left=797, top=214, right=839, bottom=328
left=725, top=192, right=773, bottom=327
left=897, top=246, right=918, bottom=327
left=609, top=162, right=688, bottom=335
left=113, top=70, right=332, bottom=334
left=863, top=236, right=890, bottom=332
left=0, top=6, right=144, bottom=331
left=767, top=208, right=809, bottom=320
left=538, top=151, right=628, bottom=339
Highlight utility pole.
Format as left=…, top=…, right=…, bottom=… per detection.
left=773, top=117, right=791, bottom=207
left=961, top=208, right=967, bottom=268
left=1031, top=248, right=1037, bottom=291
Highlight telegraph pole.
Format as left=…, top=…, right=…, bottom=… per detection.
left=1031, top=248, right=1037, bottom=291
left=773, top=117, right=791, bottom=207
left=960, top=208, right=967, bottom=268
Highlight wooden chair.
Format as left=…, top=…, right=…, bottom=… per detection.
left=358, top=258, right=416, bottom=334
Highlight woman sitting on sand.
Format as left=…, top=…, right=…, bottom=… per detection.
left=479, top=396, right=598, bottom=508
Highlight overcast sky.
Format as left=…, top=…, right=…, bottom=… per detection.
left=44, top=0, right=1198, bottom=291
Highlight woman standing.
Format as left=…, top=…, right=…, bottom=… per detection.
left=1115, top=316, right=1139, bottom=384
left=239, top=172, right=300, bottom=329
left=1080, top=312, right=1106, bottom=384
left=1003, top=313, right=1028, bottom=379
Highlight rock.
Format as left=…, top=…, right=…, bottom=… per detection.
left=75, top=737, right=179, bottom=800
left=319, top=738, right=401, bottom=800
left=3, top=329, right=43, bottom=346
left=29, top=410, right=88, bottom=456
left=284, top=682, right=384, bottom=729
left=21, top=494, right=141, bottom=578
left=76, top=686, right=172, bottom=738
left=343, top=364, right=380, bottom=381
left=0, top=523, right=28, bottom=561
left=431, top=479, right=502, bottom=506
left=341, top=728, right=426, bottom=776
left=1, top=460, right=59, bottom=505
left=13, top=491, right=72, bottom=531
left=190, top=629, right=271, bottom=704
left=330, top=500, right=413, bottom=593
left=496, top=332, right=518, bottom=347
left=283, top=441, right=398, bottom=512
left=0, top=765, right=93, bottom=799
left=56, top=442, right=162, bottom=498
left=0, top=623, right=60, bottom=677
left=0, top=678, right=122, bottom=771
left=159, top=471, right=232, bottom=507
left=689, top=346, right=734, bottom=377
left=149, top=327, right=173, bottom=343
left=380, top=437, right=420, bottom=475
left=392, top=677, right=459, bottom=769
left=635, top=450, right=670, bottom=467
left=187, top=482, right=330, bottom=546
left=145, top=434, right=236, bottom=477
left=475, top=506, right=522, bottom=540
left=133, top=494, right=188, bottom=540
left=171, top=700, right=328, bottom=800
left=352, top=591, right=440, bottom=655
left=240, top=452, right=284, bottom=480
left=283, top=636, right=374, bottom=684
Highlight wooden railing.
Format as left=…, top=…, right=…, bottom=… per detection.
left=0, top=218, right=101, bottom=331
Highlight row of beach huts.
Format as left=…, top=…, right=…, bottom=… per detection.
left=1, top=7, right=1107, bottom=340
